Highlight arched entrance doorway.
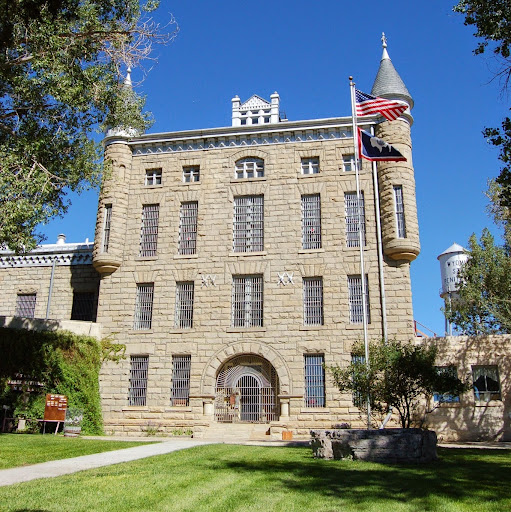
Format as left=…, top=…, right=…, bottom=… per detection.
left=214, top=355, right=279, bottom=423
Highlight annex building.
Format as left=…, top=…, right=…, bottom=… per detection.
left=1, top=42, right=508, bottom=441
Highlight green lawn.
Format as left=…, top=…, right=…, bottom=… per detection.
left=0, top=434, right=149, bottom=469
left=0, top=444, right=510, bottom=511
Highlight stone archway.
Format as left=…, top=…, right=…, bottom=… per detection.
left=214, top=354, right=278, bottom=423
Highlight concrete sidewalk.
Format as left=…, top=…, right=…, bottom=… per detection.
left=0, top=438, right=213, bottom=487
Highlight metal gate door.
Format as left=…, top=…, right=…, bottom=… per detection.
left=215, top=355, right=278, bottom=423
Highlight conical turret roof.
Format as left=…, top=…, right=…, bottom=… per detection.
left=371, top=33, right=413, bottom=110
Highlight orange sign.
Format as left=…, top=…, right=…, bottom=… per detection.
left=44, top=394, right=67, bottom=422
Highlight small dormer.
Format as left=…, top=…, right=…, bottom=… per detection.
left=232, top=92, right=281, bottom=126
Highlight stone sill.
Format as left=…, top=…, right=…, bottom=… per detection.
left=122, top=407, right=149, bottom=412
left=300, top=408, right=330, bottom=414
left=230, top=177, right=267, bottom=183
left=168, top=329, right=195, bottom=334
left=474, top=400, right=503, bottom=407
left=345, top=324, right=371, bottom=330
left=128, top=329, right=154, bottom=335
left=298, top=248, right=325, bottom=254
left=144, top=185, right=163, bottom=189
left=135, top=256, right=158, bottom=262
left=226, top=327, right=266, bottom=333
left=297, top=173, right=320, bottom=179
left=229, top=251, right=267, bottom=257
left=299, top=325, right=325, bottom=331
left=173, top=254, right=198, bottom=259
left=165, top=407, right=192, bottom=413
left=179, top=181, right=201, bottom=186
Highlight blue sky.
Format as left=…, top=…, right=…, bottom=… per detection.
left=40, top=0, right=506, bottom=336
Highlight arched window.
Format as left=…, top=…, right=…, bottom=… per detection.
left=235, top=157, right=264, bottom=179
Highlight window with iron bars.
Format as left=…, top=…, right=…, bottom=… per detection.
left=139, top=204, right=159, bottom=257
left=183, top=165, right=200, bottom=183
left=345, top=191, right=366, bottom=247
left=351, top=354, right=365, bottom=407
left=232, top=275, right=263, bottom=327
left=235, top=158, right=264, bottom=179
left=15, top=293, right=36, bottom=318
left=171, top=355, right=191, bottom=406
left=348, top=275, right=370, bottom=324
left=301, top=157, right=319, bottom=175
left=129, top=355, right=148, bottom=406
left=301, top=194, right=322, bottom=249
left=233, top=195, right=264, bottom=252
left=342, top=154, right=362, bottom=173
left=394, top=185, right=406, bottom=238
left=303, top=277, right=324, bottom=326
left=102, top=204, right=112, bottom=253
left=304, top=354, right=325, bottom=407
left=71, top=292, right=97, bottom=322
left=178, top=202, right=198, bottom=255
left=175, top=282, right=194, bottom=329
left=133, top=283, right=154, bottom=330
left=145, top=168, right=162, bottom=186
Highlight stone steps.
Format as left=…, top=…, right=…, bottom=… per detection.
left=201, top=423, right=271, bottom=441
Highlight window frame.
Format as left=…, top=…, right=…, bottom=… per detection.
left=71, top=291, right=97, bottom=322
left=178, top=201, right=198, bottom=255
left=472, top=365, right=501, bottom=402
left=303, top=277, right=324, bottom=326
left=304, top=354, right=326, bottom=408
left=102, top=204, right=112, bottom=253
left=128, top=355, right=149, bottom=406
left=175, top=281, right=194, bottom=329
left=170, top=355, right=191, bottom=407
left=348, top=275, right=370, bottom=324
left=231, top=275, right=263, bottom=328
left=145, top=168, right=162, bottom=186
left=301, top=194, right=322, bottom=250
left=133, top=283, right=154, bottom=330
left=393, top=185, right=407, bottom=238
left=233, top=195, right=264, bottom=253
left=139, top=204, right=160, bottom=257
left=342, top=154, right=361, bottom=173
left=433, top=366, right=460, bottom=403
left=345, top=191, right=366, bottom=248
left=234, top=158, right=264, bottom=179
left=301, top=157, right=319, bottom=175
left=183, top=165, right=200, bottom=183
left=15, top=293, right=36, bottom=318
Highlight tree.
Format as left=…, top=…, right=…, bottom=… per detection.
left=0, top=0, right=177, bottom=253
left=446, top=229, right=511, bottom=334
left=330, top=339, right=466, bottom=428
left=454, top=1, right=511, bottom=210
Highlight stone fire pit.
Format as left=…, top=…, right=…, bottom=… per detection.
left=310, top=428, right=437, bottom=464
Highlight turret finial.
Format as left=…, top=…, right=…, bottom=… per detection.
left=124, top=66, right=132, bottom=88
left=381, top=32, right=390, bottom=60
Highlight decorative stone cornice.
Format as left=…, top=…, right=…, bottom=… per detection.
left=128, top=117, right=376, bottom=157
left=0, top=244, right=94, bottom=268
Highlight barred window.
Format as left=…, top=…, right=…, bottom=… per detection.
left=133, top=283, right=154, bottom=330
left=183, top=166, right=200, bottom=183
left=15, top=293, right=36, bottom=318
left=434, top=366, right=460, bottom=403
left=175, top=282, right=194, bottom=329
left=345, top=192, right=366, bottom=247
left=178, top=202, right=198, bottom=255
left=139, top=204, right=159, bottom=257
left=348, top=275, right=370, bottom=324
left=342, top=154, right=361, bottom=172
left=71, top=292, right=97, bottom=322
left=233, top=195, right=264, bottom=252
left=351, top=354, right=365, bottom=407
left=301, top=157, right=319, bottom=175
left=472, top=366, right=501, bottom=402
left=232, top=275, right=263, bottom=327
left=301, top=194, right=322, bottom=250
left=303, top=277, right=323, bottom=326
left=304, top=354, right=325, bottom=408
left=129, top=355, right=148, bottom=406
left=171, top=355, right=191, bottom=406
left=102, top=204, right=112, bottom=253
left=235, top=158, right=264, bottom=179
left=145, top=168, right=162, bottom=186
left=394, top=185, right=406, bottom=238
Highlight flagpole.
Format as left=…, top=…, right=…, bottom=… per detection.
left=349, top=77, right=371, bottom=429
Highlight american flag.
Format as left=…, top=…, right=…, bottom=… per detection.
left=355, top=89, right=408, bottom=121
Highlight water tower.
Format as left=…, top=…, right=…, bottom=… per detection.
left=437, top=243, right=468, bottom=335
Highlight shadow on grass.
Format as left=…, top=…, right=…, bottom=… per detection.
left=216, top=446, right=511, bottom=508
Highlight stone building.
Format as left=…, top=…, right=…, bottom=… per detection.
left=90, top=41, right=420, bottom=438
